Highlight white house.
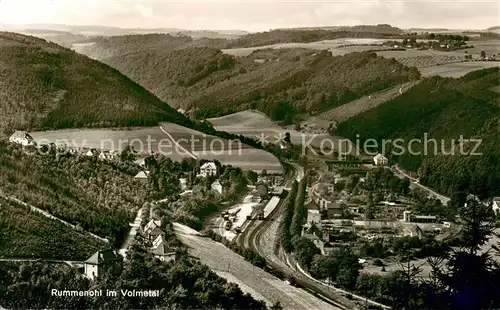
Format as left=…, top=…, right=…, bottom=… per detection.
left=134, top=171, right=150, bottom=183
left=200, top=162, right=217, bottom=177
left=9, top=131, right=35, bottom=146
left=493, top=197, right=500, bottom=215
left=306, top=210, right=322, bottom=227
left=179, top=178, right=188, bottom=191
left=373, top=153, right=389, bottom=166
left=84, top=249, right=120, bottom=281
left=211, top=180, right=224, bottom=194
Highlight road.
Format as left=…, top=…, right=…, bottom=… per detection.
left=119, top=205, right=146, bottom=258
left=393, top=165, right=451, bottom=205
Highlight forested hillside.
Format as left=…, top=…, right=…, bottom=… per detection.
left=337, top=68, right=500, bottom=202
left=0, top=142, right=147, bottom=246
left=78, top=33, right=228, bottom=60
left=96, top=46, right=420, bottom=122
left=0, top=197, right=104, bottom=260
left=0, top=32, right=187, bottom=136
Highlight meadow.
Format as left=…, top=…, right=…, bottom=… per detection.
left=222, top=38, right=390, bottom=57
left=30, top=122, right=283, bottom=174
left=208, top=110, right=357, bottom=156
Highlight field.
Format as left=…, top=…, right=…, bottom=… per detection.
left=174, top=222, right=340, bottom=310
left=30, top=123, right=283, bottom=173
left=208, top=110, right=356, bottom=155
left=308, top=83, right=413, bottom=130
left=222, top=38, right=391, bottom=57
left=419, top=61, right=500, bottom=77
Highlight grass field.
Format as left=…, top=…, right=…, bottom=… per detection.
left=419, top=61, right=500, bottom=77
left=208, top=110, right=356, bottom=155
left=222, top=38, right=390, bottom=57
left=30, top=123, right=283, bottom=173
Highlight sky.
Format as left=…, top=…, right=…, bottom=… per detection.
left=0, top=0, right=498, bottom=31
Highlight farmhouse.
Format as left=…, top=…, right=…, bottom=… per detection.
left=200, top=162, right=217, bottom=178
left=211, top=180, right=224, bottom=194
left=9, top=131, right=35, bottom=146
left=373, top=153, right=389, bottom=166
left=84, top=249, right=120, bottom=281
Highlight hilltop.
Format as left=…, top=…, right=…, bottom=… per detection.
left=336, top=67, right=500, bottom=201
left=80, top=43, right=420, bottom=122
left=225, top=28, right=401, bottom=48
left=0, top=32, right=187, bottom=136
left=77, top=33, right=228, bottom=60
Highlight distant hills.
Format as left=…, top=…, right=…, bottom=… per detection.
left=0, top=32, right=188, bottom=136
left=76, top=37, right=420, bottom=121
left=337, top=67, right=500, bottom=201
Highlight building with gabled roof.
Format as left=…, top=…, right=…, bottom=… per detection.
left=147, top=226, right=165, bottom=241
left=144, top=219, right=162, bottom=235
left=134, top=171, right=150, bottom=183
left=374, top=153, right=389, bottom=166
left=200, top=162, right=217, bottom=178
left=9, top=131, right=36, bottom=146
left=84, top=249, right=120, bottom=280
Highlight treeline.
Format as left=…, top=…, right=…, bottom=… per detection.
left=83, top=43, right=420, bottom=123
left=224, top=29, right=401, bottom=48
left=280, top=181, right=298, bottom=252
left=0, top=32, right=188, bottom=136
left=289, top=178, right=308, bottom=238
left=337, top=67, right=500, bottom=205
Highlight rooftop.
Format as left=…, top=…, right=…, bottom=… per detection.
left=201, top=162, right=217, bottom=170
left=85, top=249, right=119, bottom=265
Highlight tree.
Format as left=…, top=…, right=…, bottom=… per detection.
left=270, top=301, right=283, bottom=310
left=284, top=132, right=291, bottom=144
left=246, top=170, right=258, bottom=183
left=426, top=195, right=500, bottom=309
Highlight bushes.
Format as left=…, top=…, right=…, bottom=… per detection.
left=280, top=181, right=298, bottom=252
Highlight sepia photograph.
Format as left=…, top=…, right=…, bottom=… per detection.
left=0, top=0, right=499, bottom=309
